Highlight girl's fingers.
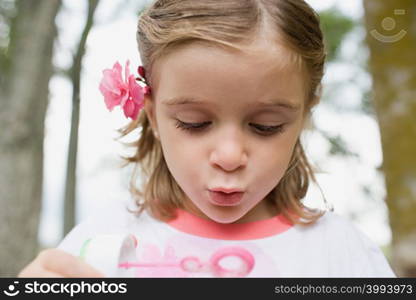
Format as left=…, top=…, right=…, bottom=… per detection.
left=39, top=249, right=105, bottom=278
left=26, top=268, right=64, bottom=278
left=18, top=264, right=64, bottom=278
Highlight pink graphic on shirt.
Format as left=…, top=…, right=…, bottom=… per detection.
left=115, top=230, right=281, bottom=277
left=181, top=246, right=255, bottom=277
left=134, top=243, right=188, bottom=277
left=168, top=235, right=280, bottom=277
left=119, top=244, right=255, bottom=277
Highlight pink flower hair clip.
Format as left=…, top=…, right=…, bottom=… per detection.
left=99, top=60, right=151, bottom=120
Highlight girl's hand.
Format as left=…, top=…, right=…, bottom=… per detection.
left=18, top=248, right=104, bottom=278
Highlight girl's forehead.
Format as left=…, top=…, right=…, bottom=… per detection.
left=151, top=42, right=306, bottom=106
left=154, top=41, right=302, bottom=78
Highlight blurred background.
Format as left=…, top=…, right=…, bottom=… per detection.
left=0, top=0, right=415, bottom=277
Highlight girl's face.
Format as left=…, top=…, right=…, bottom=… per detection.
left=145, top=42, right=308, bottom=224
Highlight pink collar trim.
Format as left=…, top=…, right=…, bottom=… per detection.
left=166, top=209, right=293, bottom=240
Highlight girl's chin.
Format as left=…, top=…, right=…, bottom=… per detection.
left=203, top=206, right=246, bottom=224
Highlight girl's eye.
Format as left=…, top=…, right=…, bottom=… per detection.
left=174, top=120, right=285, bottom=136
left=250, top=123, right=285, bottom=135
left=174, top=120, right=210, bottom=132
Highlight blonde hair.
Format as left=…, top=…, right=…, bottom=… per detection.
left=119, top=0, right=327, bottom=225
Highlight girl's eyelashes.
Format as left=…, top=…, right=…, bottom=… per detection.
left=251, top=123, right=286, bottom=135
left=174, top=120, right=286, bottom=136
left=175, top=120, right=210, bottom=132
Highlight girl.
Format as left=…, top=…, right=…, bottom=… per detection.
left=19, top=0, right=395, bottom=277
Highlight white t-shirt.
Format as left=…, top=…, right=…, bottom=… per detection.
left=58, top=200, right=396, bottom=278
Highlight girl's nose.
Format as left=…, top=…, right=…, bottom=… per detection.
left=209, top=128, right=248, bottom=172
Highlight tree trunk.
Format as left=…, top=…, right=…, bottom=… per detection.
left=0, top=0, right=61, bottom=276
left=63, top=0, right=100, bottom=236
left=363, top=0, right=416, bottom=277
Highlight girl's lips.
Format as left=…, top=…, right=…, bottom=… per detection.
left=208, top=191, right=244, bottom=206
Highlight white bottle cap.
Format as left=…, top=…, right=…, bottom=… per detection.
left=80, top=234, right=138, bottom=277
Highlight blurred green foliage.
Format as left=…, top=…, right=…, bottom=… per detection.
left=319, top=7, right=356, bottom=61
left=0, top=0, right=16, bottom=85
left=315, top=7, right=362, bottom=158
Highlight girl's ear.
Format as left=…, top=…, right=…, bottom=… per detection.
left=302, top=112, right=314, bottom=131
left=302, top=95, right=320, bottom=131
left=310, top=84, right=323, bottom=108
left=144, top=94, right=159, bottom=135
left=309, top=95, right=321, bottom=108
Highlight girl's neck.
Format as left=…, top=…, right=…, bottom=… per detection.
left=166, top=204, right=292, bottom=240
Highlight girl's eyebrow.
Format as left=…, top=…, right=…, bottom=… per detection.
left=162, top=96, right=301, bottom=111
